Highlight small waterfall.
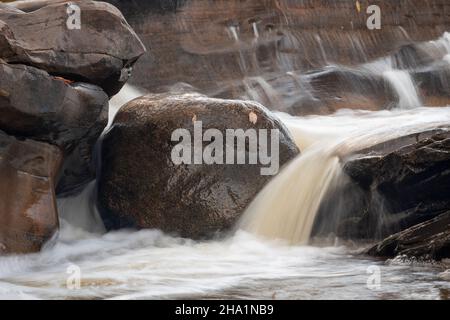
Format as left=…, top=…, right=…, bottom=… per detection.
left=239, top=146, right=341, bottom=244
left=227, top=25, right=240, bottom=42
left=57, top=181, right=105, bottom=236
left=252, top=22, right=259, bottom=39
left=239, top=107, right=450, bottom=244
left=383, top=70, right=421, bottom=109
left=108, top=84, right=145, bottom=128
left=243, top=77, right=282, bottom=109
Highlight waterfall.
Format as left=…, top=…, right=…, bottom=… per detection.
left=252, top=22, right=259, bottom=39
left=239, top=146, right=341, bottom=244
left=227, top=25, right=240, bottom=42
left=239, top=107, right=450, bottom=244
left=383, top=70, right=421, bottom=109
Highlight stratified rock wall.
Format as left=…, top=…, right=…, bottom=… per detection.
left=106, top=0, right=450, bottom=114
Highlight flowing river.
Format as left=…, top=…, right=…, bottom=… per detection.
left=1, top=105, right=450, bottom=300
left=1, top=24, right=450, bottom=299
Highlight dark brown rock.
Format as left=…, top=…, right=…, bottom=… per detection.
left=327, top=130, right=450, bottom=240
left=97, top=93, right=299, bottom=238
left=304, top=66, right=397, bottom=114
left=0, top=60, right=108, bottom=194
left=367, top=210, right=450, bottom=260
left=0, top=0, right=146, bottom=96
left=0, top=131, right=62, bottom=254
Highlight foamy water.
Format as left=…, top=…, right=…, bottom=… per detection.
left=0, top=226, right=449, bottom=300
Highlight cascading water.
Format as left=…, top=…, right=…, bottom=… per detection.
left=383, top=70, right=421, bottom=109
left=1, top=3, right=450, bottom=298
left=239, top=107, right=450, bottom=244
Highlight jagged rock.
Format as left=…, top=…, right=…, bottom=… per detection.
left=0, top=131, right=62, bottom=254
left=0, top=0, right=146, bottom=96
left=367, top=210, right=450, bottom=260
left=97, top=93, right=299, bottom=238
left=328, top=129, right=450, bottom=239
left=0, top=60, right=108, bottom=194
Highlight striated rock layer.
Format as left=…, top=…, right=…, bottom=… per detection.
left=106, top=0, right=450, bottom=114
left=368, top=210, right=450, bottom=260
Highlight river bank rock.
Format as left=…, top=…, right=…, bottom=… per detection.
left=97, top=93, right=299, bottom=238
left=0, top=0, right=146, bottom=96
left=317, top=129, right=450, bottom=241
left=106, top=0, right=450, bottom=92
left=0, top=131, right=62, bottom=254
left=101, top=0, right=450, bottom=115
left=367, top=210, right=450, bottom=261
left=0, top=61, right=108, bottom=194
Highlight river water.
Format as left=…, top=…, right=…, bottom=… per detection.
left=1, top=28, right=450, bottom=300
left=1, top=106, right=450, bottom=300
left=0, top=224, right=449, bottom=299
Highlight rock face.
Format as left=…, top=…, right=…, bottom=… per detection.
left=106, top=0, right=450, bottom=114
left=315, top=129, right=450, bottom=240
left=0, top=0, right=146, bottom=96
left=0, top=60, right=108, bottom=194
left=368, top=210, right=450, bottom=260
left=0, top=131, right=62, bottom=254
left=0, top=0, right=145, bottom=254
left=97, top=93, right=299, bottom=238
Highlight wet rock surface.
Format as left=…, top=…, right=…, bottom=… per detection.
left=368, top=210, right=450, bottom=260
left=0, top=61, right=108, bottom=194
left=0, top=0, right=146, bottom=96
left=97, top=93, right=299, bottom=239
left=0, top=0, right=144, bottom=254
left=0, top=131, right=62, bottom=254
left=315, top=129, right=450, bottom=241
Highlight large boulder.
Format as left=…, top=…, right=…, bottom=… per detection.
left=316, top=129, right=450, bottom=240
left=0, top=60, right=108, bottom=194
left=0, top=0, right=146, bottom=96
left=0, top=131, right=62, bottom=254
left=368, top=210, right=450, bottom=261
left=97, top=93, right=299, bottom=238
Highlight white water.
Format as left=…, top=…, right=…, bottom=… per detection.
left=0, top=227, right=449, bottom=299
left=108, top=85, right=145, bottom=128
left=383, top=70, right=421, bottom=109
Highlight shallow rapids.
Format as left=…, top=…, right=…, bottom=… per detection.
left=0, top=226, right=449, bottom=299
